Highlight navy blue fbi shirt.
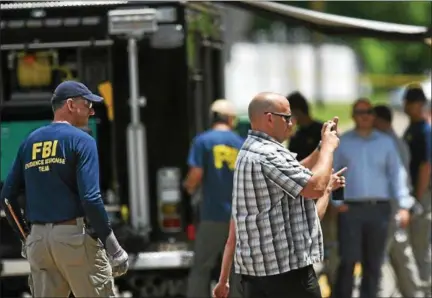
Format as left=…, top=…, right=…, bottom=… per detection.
left=188, top=130, right=244, bottom=222
left=1, top=123, right=111, bottom=241
left=403, top=120, right=432, bottom=191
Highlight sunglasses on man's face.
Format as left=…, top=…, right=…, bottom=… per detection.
left=265, top=112, right=292, bottom=123
left=353, top=109, right=374, bottom=116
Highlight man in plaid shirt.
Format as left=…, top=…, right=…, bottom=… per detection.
left=232, top=92, right=343, bottom=298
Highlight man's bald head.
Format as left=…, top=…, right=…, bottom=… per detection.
left=247, top=92, right=293, bottom=142
left=248, top=92, right=287, bottom=122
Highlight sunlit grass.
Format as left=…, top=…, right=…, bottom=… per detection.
left=311, top=103, right=353, bottom=128
left=311, top=93, right=389, bottom=129
left=237, top=94, right=390, bottom=134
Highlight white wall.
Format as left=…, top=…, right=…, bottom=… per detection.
left=225, top=42, right=360, bottom=114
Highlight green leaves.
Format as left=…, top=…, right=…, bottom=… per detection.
left=250, top=1, right=431, bottom=75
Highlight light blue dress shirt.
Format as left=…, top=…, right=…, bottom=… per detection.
left=332, top=129, right=413, bottom=209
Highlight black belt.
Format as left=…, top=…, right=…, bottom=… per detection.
left=31, top=218, right=99, bottom=241
left=31, top=218, right=78, bottom=226
left=345, top=200, right=390, bottom=205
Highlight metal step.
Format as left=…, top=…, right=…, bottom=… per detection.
left=1, top=249, right=194, bottom=277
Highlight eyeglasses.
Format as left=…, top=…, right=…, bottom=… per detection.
left=353, top=109, right=374, bottom=116
left=68, top=97, right=93, bottom=109
left=265, top=112, right=292, bottom=123
left=85, top=100, right=93, bottom=109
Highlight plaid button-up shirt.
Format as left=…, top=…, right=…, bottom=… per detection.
left=232, top=130, right=324, bottom=276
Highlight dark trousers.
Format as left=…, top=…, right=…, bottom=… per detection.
left=241, top=265, right=322, bottom=298
left=333, top=201, right=391, bottom=298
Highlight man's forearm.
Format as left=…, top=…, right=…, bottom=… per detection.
left=310, top=147, right=334, bottom=193
left=316, top=188, right=331, bottom=220
left=219, top=220, right=236, bottom=283
left=219, top=239, right=235, bottom=283
left=300, top=149, right=320, bottom=170
left=183, top=167, right=203, bottom=195
left=183, top=176, right=197, bottom=195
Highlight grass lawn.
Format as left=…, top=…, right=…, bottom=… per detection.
left=236, top=94, right=390, bottom=135
left=311, top=102, right=353, bottom=128
left=311, top=93, right=390, bottom=129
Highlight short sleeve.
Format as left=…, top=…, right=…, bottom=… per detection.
left=187, top=136, right=205, bottom=168
left=261, top=150, right=312, bottom=199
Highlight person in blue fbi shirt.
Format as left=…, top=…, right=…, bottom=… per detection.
left=0, top=81, right=128, bottom=297
left=184, top=99, right=244, bottom=298
left=403, top=84, right=432, bottom=297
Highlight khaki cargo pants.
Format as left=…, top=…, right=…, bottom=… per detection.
left=26, top=218, right=115, bottom=297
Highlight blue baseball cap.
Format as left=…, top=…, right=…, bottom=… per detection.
left=52, top=80, right=104, bottom=104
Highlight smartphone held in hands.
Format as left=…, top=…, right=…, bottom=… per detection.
left=332, top=186, right=344, bottom=201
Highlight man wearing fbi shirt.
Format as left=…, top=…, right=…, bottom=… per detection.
left=0, top=81, right=128, bottom=297
left=184, top=99, right=243, bottom=298
left=403, top=84, right=432, bottom=297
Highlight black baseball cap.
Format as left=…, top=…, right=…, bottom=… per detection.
left=51, top=80, right=104, bottom=104
left=286, top=91, right=308, bottom=110
left=403, top=83, right=426, bottom=104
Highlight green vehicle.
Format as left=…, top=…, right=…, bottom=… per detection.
left=234, top=115, right=251, bottom=139
left=1, top=120, right=98, bottom=181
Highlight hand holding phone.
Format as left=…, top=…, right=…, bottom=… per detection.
left=331, top=116, right=339, bottom=132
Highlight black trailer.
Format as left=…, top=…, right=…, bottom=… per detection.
left=1, top=1, right=224, bottom=296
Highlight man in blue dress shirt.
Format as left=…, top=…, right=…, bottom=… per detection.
left=332, top=98, right=412, bottom=298
left=0, top=81, right=128, bottom=297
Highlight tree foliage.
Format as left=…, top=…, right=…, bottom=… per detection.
left=250, top=1, right=431, bottom=74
